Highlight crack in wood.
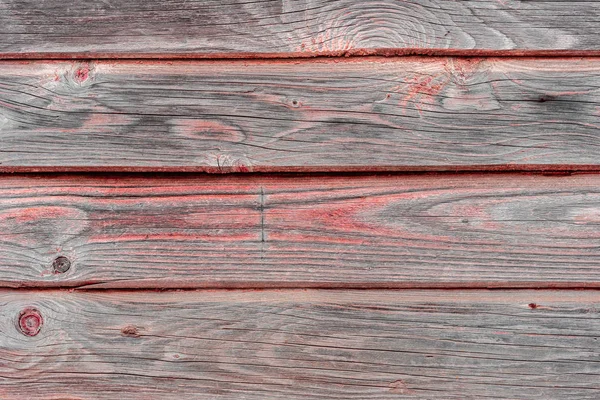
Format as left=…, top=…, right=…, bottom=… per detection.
left=260, top=186, right=266, bottom=259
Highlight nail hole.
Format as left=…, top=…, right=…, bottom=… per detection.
left=291, top=99, right=300, bottom=107
left=528, top=303, right=538, bottom=309
left=18, top=308, right=43, bottom=336
left=52, top=256, right=71, bottom=274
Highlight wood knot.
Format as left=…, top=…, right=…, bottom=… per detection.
left=121, top=325, right=141, bottom=337
left=58, top=63, right=94, bottom=89
left=52, top=256, right=71, bottom=274
left=528, top=303, right=538, bottom=309
left=18, top=308, right=43, bottom=336
left=74, top=66, right=90, bottom=83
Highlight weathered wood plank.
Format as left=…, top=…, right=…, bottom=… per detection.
left=1, top=173, right=599, bottom=289
left=1, top=289, right=599, bottom=399
left=1, top=0, right=600, bottom=57
left=1, top=58, right=600, bottom=171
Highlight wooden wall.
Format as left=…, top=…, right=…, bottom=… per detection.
left=0, top=1, right=599, bottom=398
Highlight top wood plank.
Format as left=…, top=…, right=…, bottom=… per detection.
left=1, top=0, right=600, bottom=57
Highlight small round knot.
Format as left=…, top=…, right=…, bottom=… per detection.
left=18, top=308, right=43, bottom=336
left=52, top=256, right=71, bottom=274
left=74, top=66, right=90, bottom=83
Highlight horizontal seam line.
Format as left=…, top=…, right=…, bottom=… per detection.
left=3, top=49, right=600, bottom=61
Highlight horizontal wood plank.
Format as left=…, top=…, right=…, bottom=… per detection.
left=1, top=58, right=600, bottom=171
left=1, top=1, right=600, bottom=57
left=1, top=173, right=599, bottom=289
left=1, top=289, right=599, bottom=399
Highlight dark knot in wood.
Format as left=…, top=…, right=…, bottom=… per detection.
left=18, top=308, right=43, bottom=336
left=52, top=256, right=71, bottom=274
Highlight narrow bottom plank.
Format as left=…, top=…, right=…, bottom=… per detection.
left=1, top=290, right=599, bottom=399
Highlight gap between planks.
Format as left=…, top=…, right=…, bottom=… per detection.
left=0, top=165, right=599, bottom=174
left=5, top=49, right=600, bottom=61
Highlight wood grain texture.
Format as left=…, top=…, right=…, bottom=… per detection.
left=1, top=0, right=600, bottom=57
left=1, top=58, right=600, bottom=171
left=1, top=289, right=599, bottom=399
left=1, top=173, right=599, bottom=289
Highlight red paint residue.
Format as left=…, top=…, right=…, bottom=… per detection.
left=398, top=75, right=447, bottom=114
left=0, top=206, right=78, bottom=223
left=74, top=66, right=89, bottom=83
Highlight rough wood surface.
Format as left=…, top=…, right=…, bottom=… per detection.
left=1, top=58, right=600, bottom=171
left=1, top=0, right=600, bottom=57
left=0, top=173, right=599, bottom=289
left=1, top=289, right=599, bottom=399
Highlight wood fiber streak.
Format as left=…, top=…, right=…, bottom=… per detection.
left=1, top=58, right=600, bottom=170
left=0, top=290, right=599, bottom=399
left=0, top=174, right=599, bottom=289
left=0, top=0, right=599, bottom=56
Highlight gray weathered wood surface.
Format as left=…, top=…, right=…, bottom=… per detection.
left=1, top=58, right=600, bottom=171
left=1, top=0, right=600, bottom=57
left=1, top=173, right=598, bottom=289
left=2, top=1, right=600, bottom=398
left=1, top=289, right=599, bottom=399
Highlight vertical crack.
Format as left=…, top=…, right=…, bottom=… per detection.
left=259, top=186, right=265, bottom=259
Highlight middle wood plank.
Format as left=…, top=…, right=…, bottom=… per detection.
left=1, top=173, right=598, bottom=289
left=1, top=58, right=600, bottom=171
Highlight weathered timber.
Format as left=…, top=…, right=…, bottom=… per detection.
left=0, top=173, right=598, bottom=289
left=1, top=0, right=600, bottom=57
left=1, top=58, right=600, bottom=171
left=1, top=290, right=599, bottom=399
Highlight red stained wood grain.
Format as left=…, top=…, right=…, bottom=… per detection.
left=1, top=58, right=600, bottom=171
left=2, top=2, right=598, bottom=397
left=0, top=173, right=598, bottom=289
left=1, top=289, right=599, bottom=399
left=1, top=0, right=600, bottom=57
